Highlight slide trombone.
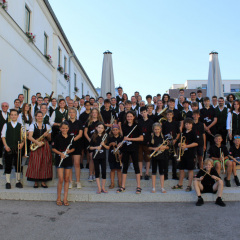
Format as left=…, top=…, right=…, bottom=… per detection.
left=220, top=148, right=225, bottom=174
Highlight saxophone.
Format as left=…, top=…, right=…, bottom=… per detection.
left=30, top=129, right=51, bottom=151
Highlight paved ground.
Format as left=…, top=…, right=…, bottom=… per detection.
left=1, top=200, right=240, bottom=240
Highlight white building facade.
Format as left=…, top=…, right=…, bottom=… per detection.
left=0, top=0, right=97, bottom=106
left=171, top=80, right=240, bottom=97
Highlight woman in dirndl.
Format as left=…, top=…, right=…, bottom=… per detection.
left=26, top=111, right=52, bottom=188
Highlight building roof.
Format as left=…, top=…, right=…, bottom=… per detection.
left=43, top=0, right=97, bottom=96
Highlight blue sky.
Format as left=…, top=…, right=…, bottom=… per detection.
left=49, top=0, right=240, bottom=98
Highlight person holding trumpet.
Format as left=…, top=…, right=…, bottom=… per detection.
left=193, top=158, right=225, bottom=207
left=149, top=123, right=169, bottom=193
left=172, top=118, right=198, bottom=192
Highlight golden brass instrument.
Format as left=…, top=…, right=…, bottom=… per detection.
left=220, top=148, right=225, bottom=174
left=7, top=112, right=11, bottom=123
left=23, top=125, right=28, bottom=158
left=150, top=139, right=169, bottom=158
left=114, top=141, right=122, bottom=166
left=74, top=95, right=81, bottom=102
left=168, top=132, right=178, bottom=157
left=177, top=133, right=186, bottom=162
left=30, top=129, right=51, bottom=151
left=158, top=107, right=168, bottom=124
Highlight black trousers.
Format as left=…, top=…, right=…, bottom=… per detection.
left=164, top=151, right=177, bottom=177
left=4, top=150, right=21, bottom=174
left=152, top=157, right=165, bottom=175
left=0, top=140, right=3, bottom=158
left=122, top=150, right=140, bottom=174
left=93, top=158, right=106, bottom=179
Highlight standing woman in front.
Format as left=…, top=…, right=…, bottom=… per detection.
left=84, top=108, right=103, bottom=181
left=67, top=108, right=83, bottom=189
left=117, top=111, right=143, bottom=194
left=50, top=99, right=68, bottom=140
left=26, top=111, right=52, bottom=188
left=227, top=100, right=240, bottom=146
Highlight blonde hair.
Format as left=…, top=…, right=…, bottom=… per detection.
left=204, top=158, right=214, bottom=167
left=87, top=108, right=103, bottom=126
left=151, top=122, right=162, bottom=145
left=68, top=107, right=77, bottom=114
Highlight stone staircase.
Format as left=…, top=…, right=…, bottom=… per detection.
left=0, top=163, right=240, bottom=202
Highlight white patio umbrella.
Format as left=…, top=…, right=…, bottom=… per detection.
left=101, top=50, right=115, bottom=97
left=207, top=51, right=223, bottom=99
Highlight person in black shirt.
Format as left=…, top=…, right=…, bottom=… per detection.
left=208, top=134, right=232, bottom=187
left=162, top=110, right=180, bottom=179
left=90, top=122, right=110, bottom=194
left=149, top=123, right=169, bottom=193
left=193, top=158, right=225, bottom=207
left=168, top=98, right=183, bottom=124
left=116, top=111, right=143, bottom=194
left=108, top=124, right=123, bottom=189
left=117, top=100, right=132, bottom=129
left=79, top=101, right=91, bottom=169
left=172, top=118, right=198, bottom=192
left=138, top=107, right=154, bottom=180
left=180, top=100, right=192, bottom=132
left=192, top=110, right=206, bottom=169
left=67, top=108, right=83, bottom=189
left=100, top=99, right=117, bottom=132
left=52, top=122, right=75, bottom=206
left=147, top=104, right=156, bottom=122
left=229, top=136, right=240, bottom=186
left=200, top=97, right=217, bottom=147
left=84, top=108, right=103, bottom=182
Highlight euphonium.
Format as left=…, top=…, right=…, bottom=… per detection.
left=30, top=129, right=51, bottom=151
left=177, top=133, right=186, bottom=162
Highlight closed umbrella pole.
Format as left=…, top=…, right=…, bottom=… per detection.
left=101, top=50, right=116, bottom=97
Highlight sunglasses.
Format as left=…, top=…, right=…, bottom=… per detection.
left=234, top=136, right=240, bottom=139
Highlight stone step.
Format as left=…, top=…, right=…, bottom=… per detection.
left=0, top=186, right=240, bottom=202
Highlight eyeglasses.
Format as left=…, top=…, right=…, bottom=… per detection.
left=234, top=136, right=240, bottom=139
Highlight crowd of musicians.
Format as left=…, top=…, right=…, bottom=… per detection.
left=0, top=87, right=240, bottom=206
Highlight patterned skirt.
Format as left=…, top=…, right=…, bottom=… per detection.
left=26, top=141, right=53, bottom=181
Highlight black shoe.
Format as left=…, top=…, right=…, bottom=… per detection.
left=234, top=176, right=240, bottom=187
left=224, top=177, right=231, bottom=187
left=86, top=163, right=89, bottom=169
left=140, top=175, right=143, bottom=180
left=80, top=163, right=84, bottom=169
left=33, top=184, right=38, bottom=188
left=215, top=197, right=226, bottom=207
left=172, top=175, right=179, bottom=180
left=6, top=183, right=11, bottom=189
left=145, top=175, right=150, bottom=180
left=196, top=197, right=204, bottom=206
left=0, top=164, right=3, bottom=169
left=16, top=182, right=23, bottom=188
left=41, top=184, right=48, bottom=188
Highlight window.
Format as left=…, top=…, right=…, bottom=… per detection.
left=23, top=86, right=29, bottom=103
left=74, top=73, right=77, bottom=88
left=44, top=33, right=48, bottom=56
left=222, top=84, right=225, bottom=92
left=64, top=56, right=67, bottom=73
left=58, top=48, right=62, bottom=65
left=202, top=84, right=207, bottom=90
left=231, top=84, right=240, bottom=92
left=82, top=83, right=84, bottom=96
left=25, top=5, right=31, bottom=32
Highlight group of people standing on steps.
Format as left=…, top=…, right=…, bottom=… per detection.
left=0, top=87, right=239, bottom=207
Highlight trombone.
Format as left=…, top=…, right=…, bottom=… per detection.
left=177, top=133, right=186, bottom=162
left=168, top=132, right=178, bottom=157
left=23, top=125, right=28, bottom=158
left=220, top=148, right=225, bottom=174
left=17, top=127, right=25, bottom=179
left=150, top=138, right=169, bottom=158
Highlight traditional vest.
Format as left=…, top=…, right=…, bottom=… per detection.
left=215, top=107, right=228, bottom=130
left=6, top=122, right=21, bottom=149
left=232, top=112, right=240, bottom=135
left=177, top=103, right=184, bottom=112
left=55, top=109, right=68, bottom=123
left=196, top=97, right=204, bottom=106
left=0, top=111, right=8, bottom=132
left=32, top=123, right=47, bottom=139
left=49, top=106, right=56, bottom=117
left=43, top=115, right=50, bottom=125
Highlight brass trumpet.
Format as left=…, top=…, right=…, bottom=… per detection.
left=177, top=133, right=186, bottom=162
left=150, top=139, right=169, bottom=158
left=30, top=129, right=51, bottom=151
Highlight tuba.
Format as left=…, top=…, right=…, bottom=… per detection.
left=30, top=129, right=51, bottom=151
left=159, top=107, right=168, bottom=124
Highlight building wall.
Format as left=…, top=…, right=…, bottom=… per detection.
left=0, top=0, right=97, bottom=107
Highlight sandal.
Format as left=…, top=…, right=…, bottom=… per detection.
left=109, top=184, right=115, bottom=189
left=56, top=200, right=62, bottom=206
left=63, top=201, right=69, bottom=206
left=161, top=188, right=167, bottom=193
left=101, top=189, right=108, bottom=193
left=116, top=187, right=125, bottom=193
left=136, top=187, right=142, bottom=194
left=172, top=184, right=183, bottom=190
left=151, top=188, right=156, bottom=193
left=185, top=186, right=192, bottom=192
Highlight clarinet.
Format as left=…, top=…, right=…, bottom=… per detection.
left=58, top=136, right=74, bottom=167
left=93, top=133, right=108, bottom=159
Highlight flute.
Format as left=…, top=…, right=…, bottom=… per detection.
left=200, top=168, right=220, bottom=181
left=114, top=125, right=137, bottom=153
left=58, top=136, right=74, bottom=167
left=228, top=155, right=240, bottom=165
left=93, top=133, right=108, bottom=159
